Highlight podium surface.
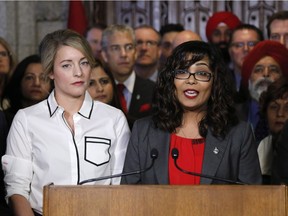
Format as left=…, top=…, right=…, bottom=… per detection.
left=43, top=185, right=287, bottom=216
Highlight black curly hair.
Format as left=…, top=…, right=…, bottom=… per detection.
left=152, top=41, right=238, bottom=138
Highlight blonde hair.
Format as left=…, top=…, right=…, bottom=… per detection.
left=39, top=29, right=96, bottom=80
left=0, top=37, right=17, bottom=76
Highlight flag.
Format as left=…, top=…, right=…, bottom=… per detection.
left=67, top=0, right=87, bottom=35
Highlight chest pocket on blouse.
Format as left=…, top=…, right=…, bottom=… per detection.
left=84, top=137, right=111, bottom=166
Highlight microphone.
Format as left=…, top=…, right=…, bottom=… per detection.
left=171, top=148, right=246, bottom=185
left=79, top=148, right=159, bottom=185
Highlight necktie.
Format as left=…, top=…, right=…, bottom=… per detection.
left=117, top=84, right=127, bottom=113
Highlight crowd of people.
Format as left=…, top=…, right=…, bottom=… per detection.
left=1, top=9, right=288, bottom=215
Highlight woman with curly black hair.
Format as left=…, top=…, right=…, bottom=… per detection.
left=121, top=41, right=262, bottom=185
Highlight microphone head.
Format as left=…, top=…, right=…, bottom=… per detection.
left=171, top=148, right=179, bottom=159
left=150, top=148, right=159, bottom=159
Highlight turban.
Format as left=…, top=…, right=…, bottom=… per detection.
left=241, top=40, right=288, bottom=87
left=206, top=11, right=241, bottom=42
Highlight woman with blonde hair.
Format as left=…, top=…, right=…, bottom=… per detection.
left=0, top=37, right=16, bottom=108
left=2, top=29, right=130, bottom=215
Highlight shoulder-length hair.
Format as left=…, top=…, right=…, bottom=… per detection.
left=153, top=41, right=238, bottom=138
left=2, top=54, right=52, bottom=113
left=259, top=78, right=288, bottom=118
left=39, top=29, right=95, bottom=80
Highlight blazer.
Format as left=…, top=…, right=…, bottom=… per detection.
left=121, top=116, right=262, bottom=185
left=126, top=75, right=155, bottom=129
left=272, top=121, right=288, bottom=184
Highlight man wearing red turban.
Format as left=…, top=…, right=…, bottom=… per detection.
left=206, top=11, right=241, bottom=64
left=240, top=40, right=288, bottom=143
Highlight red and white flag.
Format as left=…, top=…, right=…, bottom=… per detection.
left=67, top=0, right=87, bottom=35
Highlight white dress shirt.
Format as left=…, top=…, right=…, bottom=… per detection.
left=2, top=90, right=130, bottom=214
left=115, top=71, right=136, bottom=110
left=257, top=135, right=273, bottom=175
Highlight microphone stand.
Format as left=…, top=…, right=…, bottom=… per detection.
left=79, top=148, right=158, bottom=185
left=171, top=148, right=246, bottom=185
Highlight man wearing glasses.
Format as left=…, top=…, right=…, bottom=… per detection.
left=229, top=24, right=264, bottom=92
left=134, top=25, right=161, bottom=83
left=101, top=24, right=155, bottom=129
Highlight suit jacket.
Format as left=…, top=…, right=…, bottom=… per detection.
left=0, top=111, right=10, bottom=212
left=121, top=117, right=262, bottom=185
left=126, top=76, right=155, bottom=129
left=272, top=121, right=288, bottom=184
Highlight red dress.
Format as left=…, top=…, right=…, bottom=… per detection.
left=169, top=133, right=205, bottom=185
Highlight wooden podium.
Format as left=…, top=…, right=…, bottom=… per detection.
left=43, top=185, right=287, bottom=216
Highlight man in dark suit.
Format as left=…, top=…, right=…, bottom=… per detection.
left=101, top=24, right=155, bottom=128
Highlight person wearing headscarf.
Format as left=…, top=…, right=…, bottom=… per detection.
left=238, top=40, right=288, bottom=144
left=206, top=11, right=241, bottom=64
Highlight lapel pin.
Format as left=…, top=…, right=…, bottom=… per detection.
left=136, top=94, right=140, bottom=100
left=213, top=147, right=219, bottom=154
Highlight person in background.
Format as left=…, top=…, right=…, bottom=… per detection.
left=266, top=10, right=288, bottom=49
left=0, top=37, right=16, bottom=108
left=134, top=25, right=161, bottom=82
left=172, top=30, right=202, bottom=49
left=257, top=78, right=288, bottom=184
left=239, top=40, right=288, bottom=144
left=88, top=59, right=121, bottom=109
left=228, top=24, right=264, bottom=93
left=85, top=23, right=107, bottom=63
left=1, top=54, right=52, bottom=128
left=2, top=29, right=130, bottom=215
left=158, top=23, right=184, bottom=72
left=272, top=120, right=288, bottom=184
left=101, top=24, right=155, bottom=129
left=206, top=11, right=241, bottom=65
left=0, top=111, right=10, bottom=215
left=121, top=41, right=261, bottom=185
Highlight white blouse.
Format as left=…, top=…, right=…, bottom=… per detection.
left=2, top=90, right=130, bottom=214
left=257, top=135, right=273, bottom=175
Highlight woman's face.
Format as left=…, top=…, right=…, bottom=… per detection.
left=88, top=66, right=114, bottom=104
left=174, top=57, right=213, bottom=112
left=0, top=43, right=10, bottom=74
left=267, top=92, right=288, bottom=135
left=21, top=63, right=51, bottom=105
left=50, top=46, right=91, bottom=100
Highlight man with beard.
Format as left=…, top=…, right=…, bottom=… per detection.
left=239, top=40, right=288, bottom=143
left=206, top=11, right=241, bottom=66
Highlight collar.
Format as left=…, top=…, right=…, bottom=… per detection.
left=149, top=70, right=158, bottom=82
left=47, top=90, right=93, bottom=119
left=115, top=71, right=136, bottom=94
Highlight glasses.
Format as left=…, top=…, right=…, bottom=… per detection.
left=108, top=44, right=135, bottom=54
left=230, top=41, right=258, bottom=49
left=136, top=40, right=159, bottom=48
left=0, top=51, right=9, bottom=58
left=253, top=65, right=281, bottom=75
left=174, top=69, right=213, bottom=82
